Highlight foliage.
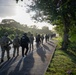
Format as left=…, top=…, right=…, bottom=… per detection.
left=54, top=25, right=64, bottom=37
left=0, top=19, right=53, bottom=39
left=68, top=42, right=76, bottom=56
left=0, top=26, right=24, bottom=39
left=45, top=37, right=76, bottom=75
left=15, top=0, right=76, bottom=50
left=45, top=49, right=76, bottom=75
left=69, top=25, right=76, bottom=42
left=27, top=0, right=76, bottom=50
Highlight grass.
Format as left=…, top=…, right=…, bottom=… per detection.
left=45, top=49, right=76, bottom=75
left=45, top=37, right=76, bottom=75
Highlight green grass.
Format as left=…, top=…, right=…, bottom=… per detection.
left=45, top=37, right=76, bottom=75
left=45, top=49, right=76, bottom=75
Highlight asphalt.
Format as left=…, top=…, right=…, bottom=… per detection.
left=0, top=40, right=56, bottom=75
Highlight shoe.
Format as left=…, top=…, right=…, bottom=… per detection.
left=22, top=55, right=24, bottom=57
left=1, top=59, right=4, bottom=63
left=8, top=57, right=11, bottom=60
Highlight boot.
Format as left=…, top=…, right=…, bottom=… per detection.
left=1, top=59, right=4, bottom=63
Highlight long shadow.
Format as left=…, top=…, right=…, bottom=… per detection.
left=47, top=42, right=55, bottom=47
left=37, top=47, right=46, bottom=62
left=49, top=41, right=55, bottom=44
left=0, top=52, right=35, bottom=75
left=0, top=56, right=17, bottom=74
left=9, top=52, right=34, bottom=75
left=21, top=52, right=34, bottom=75
left=8, top=58, right=23, bottom=75
left=43, top=44, right=50, bottom=51
left=0, top=56, right=17, bottom=70
left=0, top=58, right=13, bottom=69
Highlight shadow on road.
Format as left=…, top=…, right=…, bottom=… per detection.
left=47, top=42, right=55, bottom=47
left=0, top=56, right=18, bottom=75
left=7, top=52, right=35, bottom=75
left=0, top=56, right=17, bottom=69
left=43, top=44, right=50, bottom=51
left=37, top=46, right=46, bottom=62
left=21, top=52, right=34, bottom=75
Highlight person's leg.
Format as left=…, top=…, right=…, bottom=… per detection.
left=36, top=42, right=39, bottom=48
left=42, top=39, right=43, bottom=44
left=1, top=47, right=5, bottom=62
left=22, top=47, right=24, bottom=57
left=13, top=47, right=16, bottom=57
left=30, top=43, right=31, bottom=51
left=25, top=44, right=28, bottom=55
left=32, top=42, right=33, bottom=51
left=17, top=47, right=19, bottom=56
left=46, top=39, right=47, bottom=43
left=7, top=49, right=10, bottom=60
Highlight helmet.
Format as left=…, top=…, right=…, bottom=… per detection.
left=4, top=32, right=8, bottom=36
left=15, top=34, right=19, bottom=37
left=23, top=33, right=27, bottom=36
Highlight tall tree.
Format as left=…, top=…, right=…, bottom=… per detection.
left=28, top=0, right=76, bottom=50
left=15, top=0, right=76, bottom=50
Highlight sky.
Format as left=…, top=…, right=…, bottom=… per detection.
left=0, top=0, right=55, bottom=30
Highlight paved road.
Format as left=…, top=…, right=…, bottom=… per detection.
left=0, top=40, right=56, bottom=75
left=0, top=40, right=37, bottom=58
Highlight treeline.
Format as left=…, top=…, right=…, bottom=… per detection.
left=0, top=19, right=53, bottom=39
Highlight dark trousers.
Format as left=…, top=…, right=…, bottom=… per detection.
left=13, top=46, right=19, bottom=57
left=29, top=42, right=33, bottom=51
left=1, top=46, right=10, bottom=61
left=22, top=44, right=28, bottom=57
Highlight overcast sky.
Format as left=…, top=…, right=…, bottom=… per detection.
left=0, top=0, right=54, bottom=30
left=0, top=0, right=17, bottom=17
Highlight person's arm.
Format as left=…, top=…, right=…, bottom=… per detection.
left=8, top=38, right=12, bottom=45
left=28, top=37, right=30, bottom=43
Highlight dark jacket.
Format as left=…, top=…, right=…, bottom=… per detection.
left=20, top=35, right=30, bottom=47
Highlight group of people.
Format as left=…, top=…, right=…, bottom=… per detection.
left=0, top=32, right=50, bottom=63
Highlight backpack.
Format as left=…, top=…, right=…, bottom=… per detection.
left=13, top=38, right=20, bottom=46
left=30, top=36, right=34, bottom=43
left=0, top=36, right=8, bottom=47
left=41, top=35, right=44, bottom=40
left=20, top=36, right=29, bottom=46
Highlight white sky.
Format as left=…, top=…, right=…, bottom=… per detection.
left=0, top=0, right=55, bottom=30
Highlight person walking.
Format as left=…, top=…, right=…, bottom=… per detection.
left=29, top=34, right=34, bottom=51
left=20, top=33, right=30, bottom=57
left=45, top=34, right=48, bottom=43
left=13, top=34, right=20, bottom=57
left=41, top=34, right=44, bottom=45
left=0, top=32, right=12, bottom=63
left=36, top=34, right=41, bottom=48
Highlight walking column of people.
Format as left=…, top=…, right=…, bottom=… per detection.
left=0, top=32, right=51, bottom=63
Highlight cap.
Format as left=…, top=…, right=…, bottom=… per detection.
left=4, top=32, right=8, bottom=36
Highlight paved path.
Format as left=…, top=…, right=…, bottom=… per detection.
left=0, top=40, right=36, bottom=58
left=0, top=40, right=56, bottom=75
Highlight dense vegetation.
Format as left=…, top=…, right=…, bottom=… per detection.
left=0, top=19, right=52, bottom=39
left=45, top=37, right=76, bottom=75
left=15, top=0, right=76, bottom=50
left=26, top=0, right=76, bottom=50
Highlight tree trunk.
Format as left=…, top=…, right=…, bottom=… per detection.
left=61, top=16, right=70, bottom=50
left=62, top=27, right=69, bottom=50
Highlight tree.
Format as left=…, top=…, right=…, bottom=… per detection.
left=11, top=0, right=76, bottom=50
left=16, top=0, right=23, bottom=3
left=42, top=26, right=49, bottom=30
left=25, top=0, right=76, bottom=50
